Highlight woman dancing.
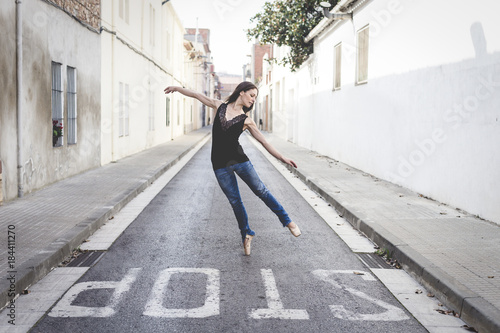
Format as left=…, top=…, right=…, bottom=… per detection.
left=164, top=81, right=301, bottom=256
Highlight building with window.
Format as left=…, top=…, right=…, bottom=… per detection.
left=256, top=0, right=500, bottom=223
left=0, top=0, right=101, bottom=202
left=0, top=0, right=211, bottom=203
left=100, top=0, right=204, bottom=164
left=184, top=27, right=217, bottom=129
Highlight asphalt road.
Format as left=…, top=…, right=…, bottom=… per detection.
left=32, top=139, right=426, bottom=333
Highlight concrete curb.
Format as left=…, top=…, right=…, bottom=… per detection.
left=1, top=130, right=210, bottom=310
left=286, top=164, right=500, bottom=333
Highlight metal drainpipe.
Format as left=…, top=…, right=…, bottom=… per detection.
left=16, top=0, right=23, bottom=198
left=110, top=0, right=115, bottom=162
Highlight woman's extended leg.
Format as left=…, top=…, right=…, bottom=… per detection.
left=233, top=161, right=292, bottom=227
left=214, top=166, right=255, bottom=242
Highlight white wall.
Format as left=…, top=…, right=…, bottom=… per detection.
left=101, top=0, right=202, bottom=164
left=266, top=0, right=500, bottom=223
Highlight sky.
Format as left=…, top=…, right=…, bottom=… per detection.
left=170, top=0, right=270, bottom=76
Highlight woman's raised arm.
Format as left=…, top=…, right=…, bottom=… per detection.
left=164, top=86, right=222, bottom=110
left=244, top=117, right=298, bottom=168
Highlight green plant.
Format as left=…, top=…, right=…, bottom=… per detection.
left=247, top=0, right=336, bottom=71
left=375, top=248, right=392, bottom=259
left=53, top=120, right=63, bottom=138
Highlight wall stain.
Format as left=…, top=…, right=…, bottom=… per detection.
left=0, top=6, right=18, bottom=200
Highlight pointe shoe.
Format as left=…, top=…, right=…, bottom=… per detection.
left=244, top=235, right=254, bottom=256
left=288, top=222, right=301, bottom=237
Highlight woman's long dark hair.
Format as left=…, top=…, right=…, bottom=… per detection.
left=225, top=81, right=258, bottom=113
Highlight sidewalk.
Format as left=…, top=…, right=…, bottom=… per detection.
left=0, top=126, right=211, bottom=309
left=262, top=133, right=500, bottom=333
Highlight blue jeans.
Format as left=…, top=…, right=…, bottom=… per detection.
left=214, top=161, right=292, bottom=242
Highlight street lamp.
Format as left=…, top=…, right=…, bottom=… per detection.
left=319, top=2, right=352, bottom=20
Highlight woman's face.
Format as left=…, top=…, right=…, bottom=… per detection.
left=240, top=89, right=258, bottom=109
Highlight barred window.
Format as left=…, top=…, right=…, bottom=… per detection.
left=52, top=62, right=63, bottom=147
left=67, top=66, right=77, bottom=145
left=334, top=43, right=342, bottom=90
left=149, top=91, right=155, bottom=131
left=119, top=0, right=129, bottom=24
left=356, top=25, right=369, bottom=84
left=165, top=32, right=171, bottom=61
left=177, top=100, right=180, bottom=126
left=119, top=82, right=130, bottom=137
left=166, top=97, right=171, bottom=127
left=150, top=5, right=155, bottom=46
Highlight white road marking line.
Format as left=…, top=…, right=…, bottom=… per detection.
left=144, top=268, right=220, bottom=318
left=143, top=268, right=220, bottom=318
left=249, top=269, right=310, bottom=320
left=312, top=269, right=409, bottom=321
left=48, top=268, right=141, bottom=318
left=370, top=269, right=466, bottom=331
left=312, top=269, right=377, bottom=284
left=0, top=267, right=89, bottom=333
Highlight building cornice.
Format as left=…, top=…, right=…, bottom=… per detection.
left=305, top=0, right=362, bottom=43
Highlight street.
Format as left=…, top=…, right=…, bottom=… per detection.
left=31, top=140, right=426, bottom=332
left=2, top=1, right=497, bottom=332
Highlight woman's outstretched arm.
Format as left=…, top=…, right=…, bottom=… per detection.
left=244, top=118, right=298, bottom=168
left=164, top=86, right=223, bottom=110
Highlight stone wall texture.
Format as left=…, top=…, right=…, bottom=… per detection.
left=48, top=0, right=100, bottom=29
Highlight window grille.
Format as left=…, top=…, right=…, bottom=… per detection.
left=166, top=97, right=171, bottom=127
left=356, top=25, right=369, bottom=84
left=149, top=91, right=155, bottom=131
left=334, top=43, right=342, bottom=90
left=52, top=62, right=63, bottom=147
left=150, top=5, right=155, bottom=46
left=67, top=66, right=77, bottom=144
left=124, top=84, right=129, bottom=136
left=177, top=100, right=180, bottom=126
left=166, top=32, right=171, bottom=61
left=119, top=82, right=130, bottom=137
left=119, top=0, right=129, bottom=23
left=119, top=83, right=124, bottom=136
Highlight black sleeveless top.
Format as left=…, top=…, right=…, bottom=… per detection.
left=211, top=103, right=249, bottom=170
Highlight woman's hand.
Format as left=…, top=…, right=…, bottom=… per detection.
left=164, top=86, right=178, bottom=94
left=282, top=157, right=298, bottom=168
left=245, top=118, right=298, bottom=169
left=163, top=86, right=221, bottom=109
